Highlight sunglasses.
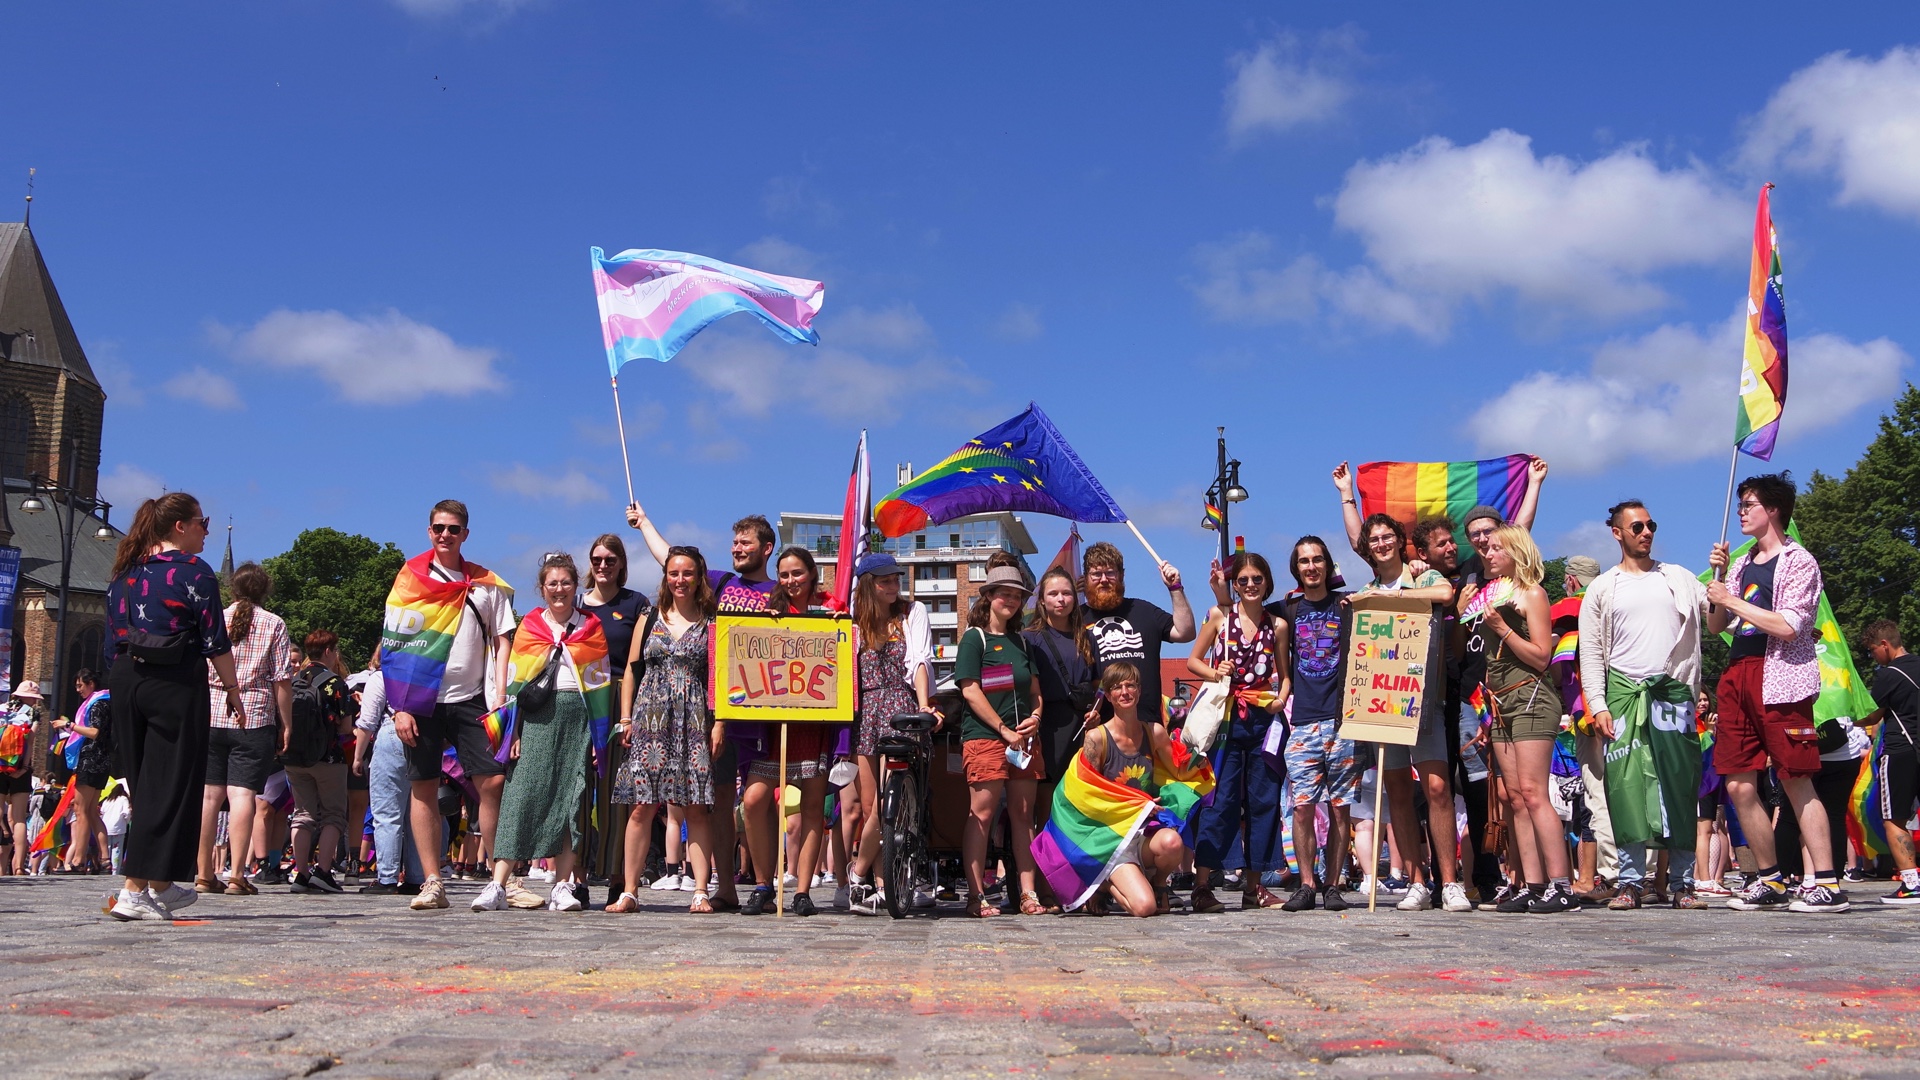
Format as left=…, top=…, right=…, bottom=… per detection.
left=1234, top=575, right=1266, bottom=585
left=429, top=523, right=465, bottom=535
left=192, top=516, right=211, bottom=530
left=1627, top=520, right=1658, bottom=536
left=590, top=555, right=620, bottom=566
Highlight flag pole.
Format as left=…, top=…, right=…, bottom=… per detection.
left=1715, top=445, right=1740, bottom=582
left=1124, top=521, right=1165, bottom=567
left=611, top=375, right=637, bottom=506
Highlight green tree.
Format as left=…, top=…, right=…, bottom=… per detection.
left=1797, top=383, right=1920, bottom=669
left=262, top=528, right=405, bottom=669
left=1541, top=556, right=1567, bottom=605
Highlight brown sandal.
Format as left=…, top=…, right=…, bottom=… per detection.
left=688, top=894, right=715, bottom=914
left=225, top=876, right=258, bottom=896
left=194, top=877, right=221, bottom=894
left=1019, top=890, right=1049, bottom=916
left=966, top=898, right=1001, bottom=918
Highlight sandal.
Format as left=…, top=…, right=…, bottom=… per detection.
left=706, top=894, right=741, bottom=913
left=1019, top=890, right=1048, bottom=916
left=1189, top=887, right=1226, bottom=914
left=194, top=877, right=221, bottom=894
left=1154, top=883, right=1173, bottom=916
left=606, top=892, right=640, bottom=913
left=966, top=897, right=1002, bottom=918
left=225, top=876, right=258, bottom=896
left=688, top=893, right=715, bottom=914
left=1084, top=889, right=1111, bottom=917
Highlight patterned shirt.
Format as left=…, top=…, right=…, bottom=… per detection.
left=208, top=605, right=295, bottom=731
left=1725, top=540, right=1822, bottom=705
left=106, top=550, right=231, bottom=658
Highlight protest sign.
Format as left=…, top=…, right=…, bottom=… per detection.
left=1338, top=593, right=1433, bottom=747
left=711, top=612, right=855, bottom=722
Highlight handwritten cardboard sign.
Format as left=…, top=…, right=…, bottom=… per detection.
left=711, top=613, right=855, bottom=722
left=1338, top=593, right=1435, bottom=746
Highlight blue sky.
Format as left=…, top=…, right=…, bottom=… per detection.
left=10, top=3, right=1920, bottom=608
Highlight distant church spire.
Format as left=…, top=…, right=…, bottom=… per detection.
left=221, top=520, right=234, bottom=577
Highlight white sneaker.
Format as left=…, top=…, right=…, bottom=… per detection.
left=1440, top=882, right=1472, bottom=912
left=109, top=888, right=172, bottom=921
left=680, top=873, right=700, bottom=893
left=847, top=881, right=881, bottom=916
left=1396, top=881, right=1434, bottom=911
left=470, top=882, right=508, bottom=911
left=527, top=867, right=556, bottom=884
left=548, top=882, right=584, bottom=912
left=834, top=879, right=852, bottom=910
left=781, top=872, right=798, bottom=890
left=649, top=871, right=684, bottom=892
left=148, top=883, right=198, bottom=913
left=913, top=885, right=937, bottom=909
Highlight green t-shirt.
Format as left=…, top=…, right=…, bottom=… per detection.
left=953, top=627, right=1035, bottom=743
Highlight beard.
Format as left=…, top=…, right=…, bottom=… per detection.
left=1086, top=577, right=1125, bottom=613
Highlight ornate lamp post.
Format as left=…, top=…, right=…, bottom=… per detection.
left=20, top=436, right=114, bottom=714
left=1199, top=426, right=1249, bottom=567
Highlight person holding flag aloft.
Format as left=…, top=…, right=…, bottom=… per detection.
left=1577, top=500, right=1712, bottom=911
left=1707, top=474, right=1847, bottom=913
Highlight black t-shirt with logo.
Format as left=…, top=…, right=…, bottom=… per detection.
left=1445, top=553, right=1485, bottom=696
left=581, top=587, right=651, bottom=679
left=1269, top=593, right=1346, bottom=723
left=1081, top=598, right=1175, bottom=722
left=1728, top=556, right=1778, bottom=662
left=1870, top=653, right=1920, bottom=754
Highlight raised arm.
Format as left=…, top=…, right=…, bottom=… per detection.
left=1333, top=461, right=1364, bottom=557
left=1514, top=457, right=1548, bottom=531
left=1164, top=562, right=1196, bottom=643
left=624, top=500, right=674, bottom=566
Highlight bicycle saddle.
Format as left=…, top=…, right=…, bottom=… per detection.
left=888, top=711, right=938, bottom=734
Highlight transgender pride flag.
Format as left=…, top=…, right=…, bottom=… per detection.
left=590, top=247, right=825, bottom=375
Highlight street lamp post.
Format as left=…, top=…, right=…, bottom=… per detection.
left=1200, top=426, right=1249, bottom=568
left=19, top=436, right=114, bottom=716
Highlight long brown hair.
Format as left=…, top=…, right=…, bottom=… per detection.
left=853, top=572, right=911, bottom=653
left=1032, top=565, right=1091, bottom=665
left=227, top=563, right=272, bottom=644
left=110, top=493, right=201, bottom=578
left=659, top=546, right=717, bottom=618
left=589, top=533, right=627, bottom=589
left=768, top=546, right=820, bottom=615
left=967, top=582, right=1026, bottom=634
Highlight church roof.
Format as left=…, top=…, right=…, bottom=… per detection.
left=0, top=222, right=99, bottom=388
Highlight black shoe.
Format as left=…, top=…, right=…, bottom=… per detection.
left=1527, top=887, right=1581, bottom=914
left=308, top=868, right=344, bottom=894
left=1727, top=877, right=1791, bottom=911
left=1170, top=872, right=1196, bottom=890
left=742, top=886, right=775, bottom=915
left=397, top=882, right=422, bottom=896
left=1322, top=885, right=1349, bottom=912
left=791, top=893, right=816, bottom=916
left=571, top=883, right=592, bottom=909
left=359, top=881, right=403, bottom=895
left=1496, top=887, right=1536, bottom=914
left=1281, top=885, right=1317, bottom=912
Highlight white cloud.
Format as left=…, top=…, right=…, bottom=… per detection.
left=216, top=309, right=504, bottom=404
left=763, top=175, right=839, bottom=227
left=1468, top=312, right=1908, bottom=473
left=1552, top=521, right=1620, bottom=565
left=1742, top=46, right=1920, bottom=221
left=1187, top=233, right=1446, bottom=339
left=489, top=463, right=609, bottom=506
left=828, top=305, right=934, bottom=351
left=162, top=366, right=243, bottom=410
left=99, top=463, right=165, bottom=510
left=1224, top=30, right=1358, bottom=140
left=390, top=0, right=537, bottom=18
left=733, top=236, right=821, bottom=278
left=680, top=327, right=978, bottom=426
left=1332, top=129, right=1747, bottom=317
left=990, top=302, right=1045, bottom=343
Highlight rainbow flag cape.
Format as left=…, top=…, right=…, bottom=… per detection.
left=379, top=553, right=514, bottom=718
left=1355, top=455, right=1532, bottom=539
left=1031, top=736, right=1214, bottom=910
left=1735, top=184, right=1788, bottom=461
left=875, top=403, right=1128, bottom=537
left=481, top=611, right=615, bottom=772
left=591, top=247, right=825, bottom=375
left=1849, top=724, right=1890, bottom=859
left=30, top=776, right=77, bottom=862
left=1698, top=524, right=1874, bottom=729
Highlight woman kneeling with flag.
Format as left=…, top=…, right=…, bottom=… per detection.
left=472, top=553, right=612, bottom=913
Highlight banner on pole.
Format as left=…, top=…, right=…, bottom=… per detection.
left=0, top=546, right=19, bottom=697
left=710, top=613, right=855, bottom=722
left=1338, top=593, right=1434, bottom=747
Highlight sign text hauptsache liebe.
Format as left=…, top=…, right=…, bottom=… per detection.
left=710, top=612, right=856, bottom=722
left=1337, top=593, right=1437, bottom=747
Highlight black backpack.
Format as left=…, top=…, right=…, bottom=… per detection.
left=281, top=666, right=339, bottom=768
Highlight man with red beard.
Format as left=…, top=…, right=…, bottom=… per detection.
left=1079, top=542, right=1195, bottom=724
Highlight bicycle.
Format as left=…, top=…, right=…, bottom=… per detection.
left=877, top=711, right=939, bottom=919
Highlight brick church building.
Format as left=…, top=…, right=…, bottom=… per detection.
left=0, top=220, right=116, bottom=725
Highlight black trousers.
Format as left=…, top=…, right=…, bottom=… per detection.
left=111, top=654, right=211, bottom=883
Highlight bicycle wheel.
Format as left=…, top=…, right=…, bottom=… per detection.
left=881, top=770, right=920, bottom=919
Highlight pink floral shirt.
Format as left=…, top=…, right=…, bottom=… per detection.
left=1725, top=541, right=1822, bottom=705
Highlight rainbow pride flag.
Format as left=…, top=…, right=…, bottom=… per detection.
left=481, top=611, right=616, bottom=772
left=1849, top=725, right=1890, bottom=859
left=591, top=247, right=825, bottom=375
left=1735, top=184, right=1788, bottom=462
left=379, top=553, right=514, bottom=718
left=1354, top=455, right=1532, bottom=539
left=30, top=776, right=76, bottom=863
left=1031, top=737, right=1214, bottom=910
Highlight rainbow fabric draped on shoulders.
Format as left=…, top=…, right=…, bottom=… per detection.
left=378, top=552, right=514, bottom=718
left=481, top=610, right=616, bottom=773
left=1031, top=735, right=1215, bottom=911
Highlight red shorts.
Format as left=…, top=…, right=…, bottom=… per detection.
left=1714, top=656, right=1821, bottom=780
left=962, top=737, right=1045, bottom=784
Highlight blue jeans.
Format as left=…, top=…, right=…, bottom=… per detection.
left=369, top=723, right=424, bottom=885
left=1617, top=842, right=1693, bottom=891
left=1194, top=712, right=1284, bottom=872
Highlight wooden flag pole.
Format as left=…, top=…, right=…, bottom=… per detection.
left=611, top=376, right=637, bottom=506
left=775, top=722, right=788, bottom=920
left=1124, top=521, right=1166, bottom=568
left=1367, top=745, right=1385, bottom=913
left=1714, top=445, right=1740, bottom=582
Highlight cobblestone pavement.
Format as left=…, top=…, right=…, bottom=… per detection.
left=6, top=874, right=1920, bottom=1079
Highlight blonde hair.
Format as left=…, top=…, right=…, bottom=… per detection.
left=1491, top=524, right=1544, bottom=589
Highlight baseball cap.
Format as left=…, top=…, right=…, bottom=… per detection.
left=853, top=552, right=904, bottom=578
left=1564, top=556, right=1601, bottom=588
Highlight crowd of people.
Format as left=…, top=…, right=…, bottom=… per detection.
left=9, top=461, right=1916, bottom=925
